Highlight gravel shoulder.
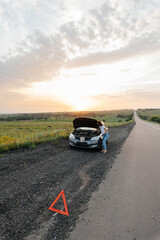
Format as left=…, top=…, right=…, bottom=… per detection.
left=0, top=122, right=135, bottom=240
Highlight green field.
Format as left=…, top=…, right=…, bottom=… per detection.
left=137, top=109, right=160, bottom=124
left=0, top=110, right=134, bottom=153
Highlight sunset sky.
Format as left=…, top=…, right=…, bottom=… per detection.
left=0, top=0, right=160, bottom=113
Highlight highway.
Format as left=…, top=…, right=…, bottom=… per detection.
left=67, top=112, right=160, bottom=240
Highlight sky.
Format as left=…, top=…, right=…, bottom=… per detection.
left=0, top=0, right=160, bottom=113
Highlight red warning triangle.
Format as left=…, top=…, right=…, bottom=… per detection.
left=48, top=190, right=69, bottom=216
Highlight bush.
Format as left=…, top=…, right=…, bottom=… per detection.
left=117, top=114, right=126, bottom=118
left=138, top=114, right=149, bottom=120
left=30, top=144, right=36, bottom=150
left=0, top=145, right=9, bottom=153
left=21, top=141, right=32, bottom=148
left=117, top=113, right=133, bottom=119
left=150, top=116, right=160, bottom=123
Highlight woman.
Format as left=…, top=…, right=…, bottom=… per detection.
left=98, top=121, right=109, bottom=154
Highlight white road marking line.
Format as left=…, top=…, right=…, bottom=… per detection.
left=143, top=124, right=160, bottom=131
left=151, top=126, right=160, bottom=131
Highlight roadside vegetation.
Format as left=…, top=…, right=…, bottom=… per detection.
left=137, top=109, right=160, bottom=124
left=0, top=110, right=134, bottom=153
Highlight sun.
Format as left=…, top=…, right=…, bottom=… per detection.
left=72, top=98, right=91, bottom=111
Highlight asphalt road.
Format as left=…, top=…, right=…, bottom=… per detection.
left=67, top=113, right=160, bottom=240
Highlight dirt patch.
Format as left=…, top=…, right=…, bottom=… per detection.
left=0, top=122, right=135, bottom=240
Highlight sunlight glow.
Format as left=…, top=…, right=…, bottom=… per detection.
left=11, top=57, right=160, bottom=112
left=71, top=98, right=91, bottom=111
left=12, top=63, right=131, bottom=111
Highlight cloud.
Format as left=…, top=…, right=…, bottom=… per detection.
left=0, top=30, right=66, bottom=89
left=92, top=89, right=160, bottom=110
left=67, top=30, right=160, bottom=68
left=60, top=21, right=89, bottom=50
left=89, top=2, right=115, bottom=37
left=0, top=0, right=160, bottom=91
left=0, top=0, right=66, bottom=52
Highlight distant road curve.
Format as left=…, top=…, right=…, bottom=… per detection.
left=67, top=111, right=160, bottom=240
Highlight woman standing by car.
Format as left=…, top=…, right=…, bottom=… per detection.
left=98, top=121, right=109, bottom=154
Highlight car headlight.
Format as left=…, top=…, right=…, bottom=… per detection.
left=69, top=133, right=75, bottom=141
left=91, top=136, right=100, bottom=141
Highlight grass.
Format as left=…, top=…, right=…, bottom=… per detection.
left=137, top=109, right=160, bottom=124
left=0, top=110, right=134, bottom=153
left=0, top=121, right=72, bottom=152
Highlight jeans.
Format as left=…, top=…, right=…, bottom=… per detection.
left=102, top=133, right=109, bottom=150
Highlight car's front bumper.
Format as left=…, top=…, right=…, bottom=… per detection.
left=69, top=139, right=101, bottom=149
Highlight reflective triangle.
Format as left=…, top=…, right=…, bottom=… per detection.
left=48, top=190, right=69, bottom=216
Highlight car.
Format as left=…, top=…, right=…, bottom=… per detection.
left=69, top=117, right=107, bottom=149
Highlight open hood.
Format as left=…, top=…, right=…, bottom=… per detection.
left=73, top=118, right=98, bottom=129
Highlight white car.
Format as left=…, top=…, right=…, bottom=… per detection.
left=69, top=118, right=105, bottom=149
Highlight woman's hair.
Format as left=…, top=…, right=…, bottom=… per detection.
left=98, top=121, right=105, bottom=127
left=97, top=121, right=103, bottom=126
